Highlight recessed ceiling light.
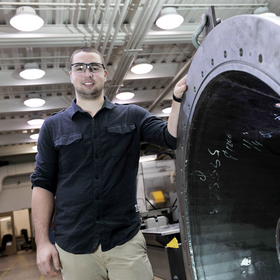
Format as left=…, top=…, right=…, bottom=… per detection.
left=156, top=7, right=184, bottom=30
left=116, top=88, right=135, bottom=100
left=20, top=63, right=45, bottom=80
left=27, top=114, right=44, bottom=126
left=131, top=58, right=153, bottom=74
left=10, top=6, right=44, bottom=32
left=24, top=93, right=45, bottom=107
left=162, top=107, right=172, bottom=114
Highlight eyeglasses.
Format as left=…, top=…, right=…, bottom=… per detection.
left=70, top=62, right=105, bottom=73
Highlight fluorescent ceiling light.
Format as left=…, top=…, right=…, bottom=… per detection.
left=116, top=88, right=135, bottom=100
left=131, top=58, right=153, bottom=74
left=139, top=155, right=157, bottom=162
left=162, top=107, right=172, bottom=114
left=156, top=7, right=184, bottom=30
left=24, top=93, right=45, bottom=107
left=10, top=6, right=44, bottom=32
left=20, top=63, right=45, bottom=80
left=27, top=114, right=44, bottom=126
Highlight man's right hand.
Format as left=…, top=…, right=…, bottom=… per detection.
left=36, top=242, right=61, bottom=278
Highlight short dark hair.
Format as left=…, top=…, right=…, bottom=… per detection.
left=70, top=47, right=106, bottom=68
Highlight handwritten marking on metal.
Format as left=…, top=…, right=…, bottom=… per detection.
left=259, top=131, right=273, bottom=138
left=243, top=139, right=263, bottom=152
left=274, top=114, right=280, bottom=120
left=195, top=134, right=238, bottom=214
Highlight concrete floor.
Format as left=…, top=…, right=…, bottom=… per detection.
left=0, top=250, right=62, bottom=280
left=0, top=250, right=163, bottom=280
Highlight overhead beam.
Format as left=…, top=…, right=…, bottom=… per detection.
left=0, top=24, right=197, bottom=48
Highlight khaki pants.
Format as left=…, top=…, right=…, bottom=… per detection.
left=55, top=231, right=153, bottom=280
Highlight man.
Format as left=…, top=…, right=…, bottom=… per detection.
left=31, top=47, right=187, bottom=280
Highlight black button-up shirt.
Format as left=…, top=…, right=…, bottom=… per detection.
left=31, top=96, right=177, bottom=254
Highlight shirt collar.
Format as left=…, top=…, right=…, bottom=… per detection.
left=67, top=95, right=117, bottom=119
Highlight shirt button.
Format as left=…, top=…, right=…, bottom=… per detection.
left=95, top=176, right=99, bottom=180
left=95, top=155, right=99, bottom=159
left=96, top=217, right=100, bottom=221
left=94, top=135, right=98, bottom=139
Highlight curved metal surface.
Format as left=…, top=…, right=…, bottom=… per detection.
left=176, top=14, right=280, bottom=280
left=276, top=218, right=280, bottom=265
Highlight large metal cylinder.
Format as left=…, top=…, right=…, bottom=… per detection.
left=176, top=11, right=280, bottom=280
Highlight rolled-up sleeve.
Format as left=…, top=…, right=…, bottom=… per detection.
left=137, top=106, right=177, bottom=149
left=30, top=120, right=58, bottom=194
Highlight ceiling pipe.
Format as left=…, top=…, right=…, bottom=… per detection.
left=88, top=1, right=101, bottom=47
left=106, top=0, right=152, bottom=99
left=105, top=0, right=130, bottom=65
left=0, top=2, right=268, bottom=8
left=107, top=0, right=165, bottom=100
left=95, top=0, right=111, bottom=50
left=148, top=54, right=194, bottom=112
left=101, top=0, right=121, bottom=56
left=122, top=1, right=150, bottom=54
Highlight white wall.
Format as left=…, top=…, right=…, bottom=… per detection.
left=13, top=209, right=31, bottom=237
left=0, top=183, right=32, bottom=213
left=0, top=163, right=34, bottom=214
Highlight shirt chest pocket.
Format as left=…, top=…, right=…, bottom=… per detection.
left=107, top=124, right=137, bottom=157
left=54, top=133, right=84, bottom=170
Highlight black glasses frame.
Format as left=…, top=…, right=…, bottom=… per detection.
left=70, top=62, right=105, bottom=72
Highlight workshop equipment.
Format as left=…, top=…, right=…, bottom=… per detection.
left=176, top=6, right=280, bottom=280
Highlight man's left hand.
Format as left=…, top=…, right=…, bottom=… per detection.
left=174, top=74, right=188, bottom=99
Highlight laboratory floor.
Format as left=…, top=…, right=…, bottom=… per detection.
left=0, top=250, right=164, bottom=280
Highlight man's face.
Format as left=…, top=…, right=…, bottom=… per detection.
left=69, top=51, right=107, bottom=100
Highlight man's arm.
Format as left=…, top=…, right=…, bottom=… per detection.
left=32, top=187, right=61, bottom=278
left=168, top=74, right=188, bottom=138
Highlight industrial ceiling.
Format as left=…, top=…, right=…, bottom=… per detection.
left=0, top=0, right=279, bottom=161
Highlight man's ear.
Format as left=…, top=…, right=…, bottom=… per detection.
left=69, top=71, right=73, bottom=84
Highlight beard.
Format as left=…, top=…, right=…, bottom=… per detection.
left=75, top=82, right=104, bottom=100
